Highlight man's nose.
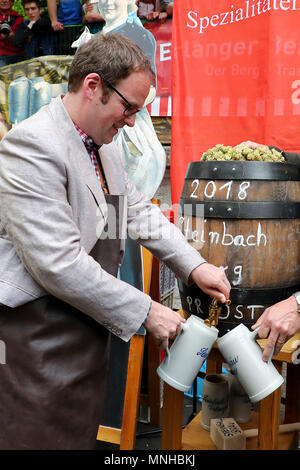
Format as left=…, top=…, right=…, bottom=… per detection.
left=124, top=113, right=137, bottom=127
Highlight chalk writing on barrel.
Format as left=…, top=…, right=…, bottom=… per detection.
left=190, top=179, right=251, bottom=200
left=184, top=297, right=265, bottom=321
left=179, top=218, right=268, bottom=247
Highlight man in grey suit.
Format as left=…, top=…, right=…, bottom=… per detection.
left=0, top=33, right=230, bottom=449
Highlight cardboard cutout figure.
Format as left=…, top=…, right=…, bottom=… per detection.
left=74, top=0, right=166, bottom=199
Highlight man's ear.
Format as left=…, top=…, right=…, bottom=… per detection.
left=83, top=73, right=101, bottom=101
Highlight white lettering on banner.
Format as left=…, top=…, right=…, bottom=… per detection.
left=204, top=63, right=261, bottom=79
left=276, top=34, right=300, bottom=55
left=173, top=39, right=260, bottom=62
left=187, top=10, right=198, bottom=29
left=292, top=79, right=300, bottom=104
left=160, top=42, right=171, bottom=62
left=186, top=1, right=300, bottom=35
left=276, top=65, right=300, bottom=77
left=231, top=63, right=260, bottom=79
left=205, top=64, right=226, bottom=77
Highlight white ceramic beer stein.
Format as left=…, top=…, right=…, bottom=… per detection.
left=217, top=324, right=284, bottom=403
left=157, top=315, right=218, bottom=392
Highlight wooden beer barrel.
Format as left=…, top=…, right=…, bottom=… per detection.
left=178, top=161, right=300, bottom=336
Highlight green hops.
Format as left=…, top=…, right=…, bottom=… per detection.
left=201, top=144, right=285, bottom=162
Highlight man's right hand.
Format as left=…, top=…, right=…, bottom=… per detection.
left=51, top=20, right=64, bottom=31
left=144, top=300, right=186, bottom=350
left=146, top=11, right=159, bottom=21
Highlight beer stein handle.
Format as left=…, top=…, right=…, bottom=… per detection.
left=250, top=326, right=274, bottom=363
left=250, top=326, right=260, bottom=340
left=164, top=321, right=189, bottom=364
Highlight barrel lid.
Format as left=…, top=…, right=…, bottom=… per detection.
left=185, top=161, right=300, bottom=181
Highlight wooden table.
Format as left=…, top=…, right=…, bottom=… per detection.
left=161, top=328, right=300, bottom=450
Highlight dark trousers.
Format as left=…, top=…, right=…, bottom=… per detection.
left=55, top=26, right=82, bottom=55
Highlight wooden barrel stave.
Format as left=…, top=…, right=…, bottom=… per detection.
left=182, top=180, right=300, bottom=202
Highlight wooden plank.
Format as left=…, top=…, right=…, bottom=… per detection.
left=152, top=117, right=171, bottom=145
left=182, top=411, right=296, bottom=450
left=257, top=361, right=283, bottom=450
left=142, top=246, right=153, bottom=296
left=119, top=335, right=145, bottom=450
left=97, top=425, right=121, bottom=444
left=258, top=330, right=300, bottom=363
left=161, top=383, right=184, bottom=450
left=206, top=357, right=223, bottom=375
left=147, top=333, right=162, bottom=427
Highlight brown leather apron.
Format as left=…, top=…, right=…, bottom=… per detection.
left=0, top=195, right=123, bottom=450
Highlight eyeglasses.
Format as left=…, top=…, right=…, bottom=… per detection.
left=106, top=81, right=141, bottom=118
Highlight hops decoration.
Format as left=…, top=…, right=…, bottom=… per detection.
left=202, top=144, right=285, bottom=162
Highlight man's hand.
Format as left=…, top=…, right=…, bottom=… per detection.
left=144, top=301, right=185, bottom=350
left=157, top=12, right=167, bottom=23
left=146, top=11, right=168, bottom=22
left=252, top=296, right=300, bottom=361
left=51, top=20, right=64, bottom=31
left=146, top=11, right=159, bottom=21
left=190, top=263, right=231, bottom=303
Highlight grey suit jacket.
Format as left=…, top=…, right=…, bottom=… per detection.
left=0, top=96, right=205, bottom=341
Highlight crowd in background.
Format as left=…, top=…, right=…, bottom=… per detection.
left=0, top=0, right=173, bottom=67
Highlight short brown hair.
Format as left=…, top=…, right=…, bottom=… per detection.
left=68, top=33, right=155, bottom=98
left=22, top=0, right=41, bottom=7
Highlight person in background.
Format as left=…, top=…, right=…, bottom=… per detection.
left=241, top=141, right=300, bottom=361
left=145, top=0, right=172, bottom=23
left=13, top=0, right=56, bottom=58
left=47, top=0, right=82, bottom=54
left=0, top=0, right=24, bottom=66
left=137, top=0, right=155, bottom=18
left=82, top=0, right=104, bottom=34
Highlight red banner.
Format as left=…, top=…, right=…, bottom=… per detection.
left=144, top=19, right=172, bottom=116
left=171, top=0, right=300, bottom=203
